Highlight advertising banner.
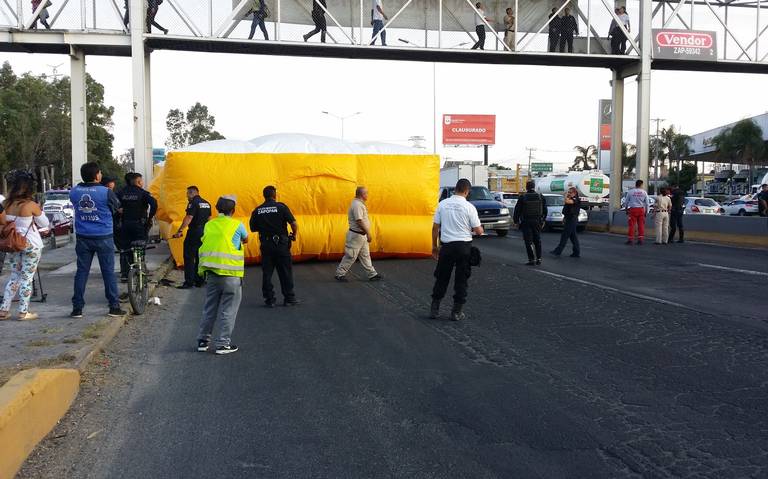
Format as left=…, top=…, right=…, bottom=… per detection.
left=652, top=29, right=717, bottom=60
left=442, top=115, right=496, bottom=145
left=598, top=99, right=612, bottom=173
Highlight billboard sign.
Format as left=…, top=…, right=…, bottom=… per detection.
left=530, top=162, right=553, bottom=173
left=443, top=114, right=496, bottom=145
left=598, top=99, right=612, bottom=173
left=652, top=29, right=717, bottom=60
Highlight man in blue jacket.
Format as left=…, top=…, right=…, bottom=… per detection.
left=69, top=162, right=126, bottom=318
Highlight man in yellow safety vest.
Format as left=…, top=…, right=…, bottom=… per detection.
left=196, top=195, right=249, bottom=355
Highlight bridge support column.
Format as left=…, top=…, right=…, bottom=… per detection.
left=130, top=0, right=153, bottom=182
left=70, top=48, right=87, bottom=187
left=608, top=69, right=624, bottom=225
left=635, top=0, right=653, bottom=189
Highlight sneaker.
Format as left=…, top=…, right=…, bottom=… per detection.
left=535, top=259, right=542, bottom=265
left=70, top=309, right=83, bottom=318
left=450, top=305, right=465, bottom=321
left=108, top=307, right=127, bottom=317
left=369, top=274, right=383, bottom=282
left=264, top=301, right=276, bottom=308
left=17, top=312, right=38, bottom=321
left=215, top=344, right=239, bottom=355
left=334, top=275, right=348, bottom=282
left=283, top=299, right=301, bottom=306
left=0, top=311, right=9, bottom=321
left=197, top=340, right=210, bottom=352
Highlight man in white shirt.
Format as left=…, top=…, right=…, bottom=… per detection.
left=471, top=2, right=494, bottom=50
left=430, top=179, right=483, bottom=321
left=370, top=0, right=388, bottom=46
left=624, top=179, right=649, bottom=245
left=619, top=6, right=630, bottom=53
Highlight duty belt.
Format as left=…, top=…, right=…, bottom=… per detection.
left=260, top=234, right=287, bottom=244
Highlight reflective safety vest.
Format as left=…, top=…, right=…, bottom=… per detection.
left=198, top=216, right=245, bottom=277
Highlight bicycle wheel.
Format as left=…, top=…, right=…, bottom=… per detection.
left=127, top=265, right=148, bottom=315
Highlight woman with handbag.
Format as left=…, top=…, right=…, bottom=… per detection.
left=0, top=171, right=49, bottom=321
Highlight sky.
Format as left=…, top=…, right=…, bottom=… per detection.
left=2, top=40, right=766, bottom=173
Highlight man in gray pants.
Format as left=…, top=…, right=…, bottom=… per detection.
left=196, top=195, right=249, bottom=355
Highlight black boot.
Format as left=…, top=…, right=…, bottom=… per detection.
left=429, top=300, right=440, bottom=319
left=450, top=304, right=466, bottom=321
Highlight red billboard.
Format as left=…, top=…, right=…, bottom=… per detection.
left=442, top=114, right=496, bottom=145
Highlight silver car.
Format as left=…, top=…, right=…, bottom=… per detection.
left=491, top=191, right=519, bottom=209
left=684, top=197, right=723, bottom=215
left=542, top=194, right=589, bottom=231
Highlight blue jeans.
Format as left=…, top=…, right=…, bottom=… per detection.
left=371, top=20, right=386, bottom=45
left=73, top=237, right=119, bottom=310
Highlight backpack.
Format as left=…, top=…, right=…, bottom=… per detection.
left=0, top=221, right=32, bottom=253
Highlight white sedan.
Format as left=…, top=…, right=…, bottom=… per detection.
left=721, top=199, right=759, bottom=216
left=684, top=197, right=723, bottom=215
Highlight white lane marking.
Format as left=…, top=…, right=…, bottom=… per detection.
left=533, top=269, right=691, bottom=310
left=696, top=263, right=768, bottom=277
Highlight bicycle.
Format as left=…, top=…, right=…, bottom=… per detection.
left=119, top=240, right=154, bottom=315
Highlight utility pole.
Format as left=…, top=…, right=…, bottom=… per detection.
left=525, top=147, right=536, bottom=179
left=651, top=117, right=665, bottom=187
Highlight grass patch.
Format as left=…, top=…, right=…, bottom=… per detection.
left=26, top=339, right=54, bottom=347
left=81, top=320, right=109, bottom=339
left=40, top=326, right=64, bottom=335
left=62, top=337, right=80, bottom=344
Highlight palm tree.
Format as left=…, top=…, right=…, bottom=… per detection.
left=571, top=145, right=597, bottom=171
left=622, top=142, right=636, bottom=178
left=659, top=125, right=691, bottom=179
left=712, top=119, right=766, bottom=187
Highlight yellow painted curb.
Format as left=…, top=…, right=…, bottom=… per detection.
left=609, top=226, right=768, bottom=248
left=0, top=368, right=80, bottom=479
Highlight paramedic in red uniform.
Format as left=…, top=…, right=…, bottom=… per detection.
left=625, top=179, right=649, bottom=245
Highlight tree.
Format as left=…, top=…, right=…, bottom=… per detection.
left=571, top=145, right=597, bottom=171
left=667, top=162, right=698, bottom=193
left=658, top=125, right=691, bottom=178
left=621, top=142, right=636, bottom=178
left=489, top=163, right=511, bottom=170
left=165, top=102, right=225, bottom=149
left=0, top=62, right=123, bottom=189
left=712, top=119, right=766, bottom=186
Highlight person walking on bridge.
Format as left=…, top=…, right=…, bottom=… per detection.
left=547, top=8, right=561, bottom=52
left=335, top=187, right=383, bottom=282
left=146, top=0, right=168, bottom=34
left=370, top=0, right=388, bottom=45
left=196, top=195, right=248, bottom=355
left=559, top=7, right=578, bottom=53
left=625, top=179, right=649, bottom=245
left=430, top=178, right=483, bottom=321
left=250, top=185, right=299, bottom=307
left=471, top=2, right=493, bottom=50
left=30, top=0, right=51, bottom=29
left=514, top=180, right=547, bottom=265
left=303, top=0, right=328, bottom=43
left=248, top=0, right=269, bottom=40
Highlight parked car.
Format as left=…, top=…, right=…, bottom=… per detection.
left=684, top=197, right=723, bottom=215
left=721, top=199, right=759, bottom=216
left=542, top=194, right=588, bottom=231
left=491, top=191, right=519, bottom=209
left=439, top=186, right=512, bottom=236
left=620, top=193, right=656, bottom=209
left=41, top=211, right=73, bottom=239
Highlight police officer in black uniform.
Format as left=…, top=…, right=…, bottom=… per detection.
left=249, top=185, right=299, bottom=307
left=173, top=186, right=211, bottom=289
left=513, top=180, right=547, bottom=265
left=117, top=172, right=157, bottom=281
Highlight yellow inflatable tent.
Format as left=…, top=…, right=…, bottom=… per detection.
left=149, top=134, right=440, bottom=266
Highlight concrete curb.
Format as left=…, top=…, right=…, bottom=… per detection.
left=0, top=256, right=174, bottom=478
left=0, top=368, right=79, bottom=479
left=606, top=225, right=768, bottom=248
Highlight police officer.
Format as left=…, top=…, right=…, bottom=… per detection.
left=513, top=180, right=547, bottom=265
left=249, top=185, right=299, bottom=307
left=173, top=186, right=212, bottom=289
left=117, top=172, right=157, bottom=281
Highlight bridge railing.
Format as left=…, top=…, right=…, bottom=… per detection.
left=0, top=0, right=765, bottom=62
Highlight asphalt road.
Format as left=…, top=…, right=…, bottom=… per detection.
left=21, top=231, right=768, bottom=479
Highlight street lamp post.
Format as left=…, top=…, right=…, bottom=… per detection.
left=321, top=111, right=362, bottom=141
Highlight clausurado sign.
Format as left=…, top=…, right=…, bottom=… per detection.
left=443, top=114, right=496, bottom=145
left=652, top=29, right=717, bottom=60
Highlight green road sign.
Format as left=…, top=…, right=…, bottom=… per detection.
left=530, top=162, right=553, bottom=173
